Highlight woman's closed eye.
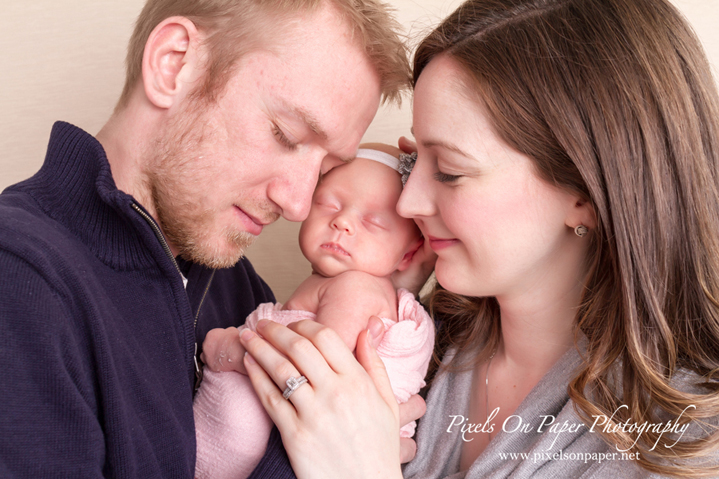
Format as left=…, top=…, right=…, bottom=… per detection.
left=433, top=171, right=463, bottom=183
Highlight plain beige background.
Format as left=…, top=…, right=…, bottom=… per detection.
left=1, top=0, right=718, bottom=302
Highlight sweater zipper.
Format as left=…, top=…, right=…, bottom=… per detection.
left=131, top=203, right=206, bottom=389
left=131, top=204, right=182, bottom=275
left=193, top=270, right=215, bottom=390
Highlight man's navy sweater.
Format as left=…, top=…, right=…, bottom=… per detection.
left=0, top=122, right=295, bottom=478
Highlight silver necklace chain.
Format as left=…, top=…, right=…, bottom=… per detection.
left=485, top=349, right=497, bottom=438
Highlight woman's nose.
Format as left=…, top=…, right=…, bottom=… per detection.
left=397, top=156, right=436, bottom=218
left=331, top=213, right=354, bottom=235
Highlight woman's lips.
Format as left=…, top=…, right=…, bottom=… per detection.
left=320, top=242, right=350, bottom=256
left=233, top=206, right=264, bottom=236
left=428, top=236, right=459, bottom=251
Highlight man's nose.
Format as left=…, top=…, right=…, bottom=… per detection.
left=270, top=152, right=330, bottom=222
left=397, top=156, right=436, bottom=219
left=275, top=177, right=315, bottom=222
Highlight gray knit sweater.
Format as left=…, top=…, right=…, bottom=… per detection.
left=402, top=346, right=713, bottom=479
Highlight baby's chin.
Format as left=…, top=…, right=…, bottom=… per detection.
left=307, top=248, right=400, bottom=279
left=310, top=262, right=352, bottom=278
left=310, top=262, right=396, bottom=279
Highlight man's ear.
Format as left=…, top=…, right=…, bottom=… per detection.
left=396, top=236, right=424, bottom=272
left=141, top=16, right=203, bottom=109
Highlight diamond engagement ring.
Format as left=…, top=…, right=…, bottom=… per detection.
left=282, top=375, right=309, bottom=400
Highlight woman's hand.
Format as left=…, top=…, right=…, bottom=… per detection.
left=398, top=135, right=416, bottom=155
left=399, top=394, right=426, bottom=461
left=240, top=317, right=415, bottom=479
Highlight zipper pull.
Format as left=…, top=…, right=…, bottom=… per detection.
left=194, top=342, right=203, bottom=391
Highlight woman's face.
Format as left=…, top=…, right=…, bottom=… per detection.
left=398, top=55, right=584, bottom=300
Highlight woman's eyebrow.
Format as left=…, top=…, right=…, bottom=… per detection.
left=421, top=139, right=477, bottom=161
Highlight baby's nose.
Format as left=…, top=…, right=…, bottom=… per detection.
left=331, top=214, right=354, bottom=234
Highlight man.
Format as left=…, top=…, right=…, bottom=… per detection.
left=0, top=0, right=411, bottom=477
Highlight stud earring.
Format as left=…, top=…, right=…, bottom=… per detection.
left=574, top=225, right=589, bottom=237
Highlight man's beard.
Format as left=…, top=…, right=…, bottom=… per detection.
left=146, top=101, right=258, bottom=269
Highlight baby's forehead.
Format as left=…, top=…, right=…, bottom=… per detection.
left=317, top=158, right=403, bottom=209
left=321, top=157, right=401, bottom=187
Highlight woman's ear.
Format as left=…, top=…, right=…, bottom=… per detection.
left=141, top=16, right=203, bottom=109
left=567, top=196, right=597, bottom=231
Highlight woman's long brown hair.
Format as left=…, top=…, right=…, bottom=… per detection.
left=418, top=0, right=719, bottom=475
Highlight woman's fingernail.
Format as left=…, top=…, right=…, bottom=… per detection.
left=244, top=352, right=257, bottom=365
left=367, top=317, right=385, bottom=349
left=240, top=329, right=255, bottom=342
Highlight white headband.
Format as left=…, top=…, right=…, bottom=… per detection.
left=356, top=148, right=400, bottom=171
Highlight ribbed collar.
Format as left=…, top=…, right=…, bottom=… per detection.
left=8, top=121, right=166, bottom=271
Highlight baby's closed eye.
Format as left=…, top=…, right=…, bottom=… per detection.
left=315, top=199, right=339, bottom=210
left=362, top=215, right=388, bottom=230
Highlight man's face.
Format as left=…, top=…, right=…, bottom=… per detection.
left=299, top=158, right=421, bottom=278
left=149, top=6, right=382, bottom=268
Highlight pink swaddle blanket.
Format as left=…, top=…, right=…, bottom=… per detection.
left=194, top=288, right=434, bottom=479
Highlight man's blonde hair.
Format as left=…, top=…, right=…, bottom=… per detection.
left=118, top=0, right=410, bottom=109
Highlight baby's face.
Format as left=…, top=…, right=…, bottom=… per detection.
left=299, top=157, right=420, bottom=278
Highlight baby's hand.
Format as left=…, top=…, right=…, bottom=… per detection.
left=201, top=327, right=249, bottom=375
left=391, top=235, right=437, bottom=296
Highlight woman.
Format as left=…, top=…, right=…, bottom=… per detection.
left=225, top=0, right=719, bottom=477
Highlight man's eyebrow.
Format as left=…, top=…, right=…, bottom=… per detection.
left=284, top=103, right=354, bottom=163
left=287, top=105, right=328, bottom=140
left=421, top=139, right=477, bottom=161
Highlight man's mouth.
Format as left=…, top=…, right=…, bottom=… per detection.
left=233, top=206, right=276, bottom=236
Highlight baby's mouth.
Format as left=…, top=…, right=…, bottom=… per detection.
left=320, top=242, right=350, bottom=256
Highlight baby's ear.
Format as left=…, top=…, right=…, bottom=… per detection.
left=396, top=236, right=424, bottom=272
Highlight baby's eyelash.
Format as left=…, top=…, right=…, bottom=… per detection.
left=433, top=172, right=462, bottom=183
left=272, top=124, right=298, bottom=151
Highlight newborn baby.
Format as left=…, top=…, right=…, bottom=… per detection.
left=193, top=144, right=435, bottom=479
